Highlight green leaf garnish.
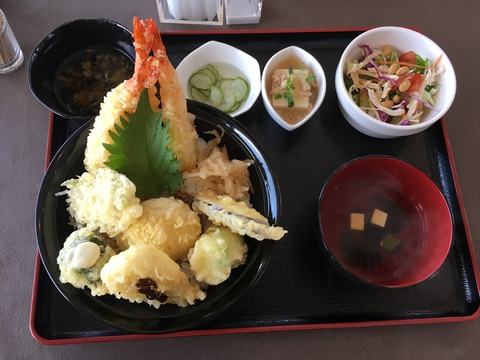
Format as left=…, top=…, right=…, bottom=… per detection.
left=284, top=92, right=294, bottom=107
left=306, top=74, right=316, bottom=83
left=103, top=89, right=184, bottom=199
left=414, top=54, right=429, bottom=74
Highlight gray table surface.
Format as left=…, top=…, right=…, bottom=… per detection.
left=1, top=0, right=479, bottom=359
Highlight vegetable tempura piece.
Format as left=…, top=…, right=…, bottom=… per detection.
left=188, top=226, right=248, bottom=285
left=118, top=197, right=202, bottom=261
left=100, top=244, right=206, bottom=308
left=192, top=192, right=287, bottom=241
left=61, top=167, right=143, bottom=237
left=57, top=228, right=116, bottom=296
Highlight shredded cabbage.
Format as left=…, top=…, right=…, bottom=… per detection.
left=345, top=44, right=443, bottom=125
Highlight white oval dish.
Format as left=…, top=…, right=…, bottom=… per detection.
left=261, top=46, right=327, bottom=131
left=176, top=41, right=261, bottom=117
left=335, top=26, right=456, bottom=138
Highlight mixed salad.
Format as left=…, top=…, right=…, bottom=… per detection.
left=344, top=44, right=444, bottom=125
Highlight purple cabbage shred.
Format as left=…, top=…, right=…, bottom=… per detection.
left=377, top=110, right=390, bottom=123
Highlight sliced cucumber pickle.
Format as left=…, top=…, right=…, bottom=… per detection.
left=188, top=64, right=250, bottom=114
left=198, top=68, right=217, bottom=83
left=218, top=77, right=249, bottom=103
left=191, top=86, right=209, bottom=103
left=217, top=91, right=236, bottom=113
left=189, top=73, right=213, bottom=90
left=208, top=85, right=223, bottom=107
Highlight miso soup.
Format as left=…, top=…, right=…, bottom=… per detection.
left=322, top=179, right=424, bottom=283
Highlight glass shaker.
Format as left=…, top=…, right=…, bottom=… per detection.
left=0, top=9, right=24, bottom=74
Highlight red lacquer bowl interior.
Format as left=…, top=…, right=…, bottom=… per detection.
left=318, top=156, right=453, bottom=288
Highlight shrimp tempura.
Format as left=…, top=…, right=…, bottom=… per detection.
left=84, top=17, right=198, bottom=174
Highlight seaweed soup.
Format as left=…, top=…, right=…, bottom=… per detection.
left=325, top=179, right=425, bottom=284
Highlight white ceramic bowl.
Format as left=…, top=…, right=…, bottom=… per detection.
left=335, top=26, right=456, bottom=138
left=176, top=41, right=261, bottom=117
left=261, top=46, right=326, bottom=131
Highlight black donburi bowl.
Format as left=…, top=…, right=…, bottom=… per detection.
left=35, top=100, right=281, bottom=334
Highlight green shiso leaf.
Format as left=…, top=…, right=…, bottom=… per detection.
left=103, top=89, right=184, bottom=199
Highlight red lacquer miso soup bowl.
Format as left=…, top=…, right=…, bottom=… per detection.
left=317, top=156, right=453, bottom=288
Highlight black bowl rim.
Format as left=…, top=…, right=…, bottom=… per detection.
left=35, top=99, right=281, bottom=333
left=28, top=18, right=134, bottom=122
left=316, top=154, right=454, bottom=289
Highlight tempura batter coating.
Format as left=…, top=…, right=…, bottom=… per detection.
left=118, top=197, right=202, bottom=260
left=61, top=167, right=143, bottom=237
left=57, top=228, right=116, bottom=296
left=84, top=82, right=142, bottom=174
left=100, top=244, right=206, bottom=308
left=188, top=227, right=247, bottom=285
left=192, top=192, right=287, bottom=241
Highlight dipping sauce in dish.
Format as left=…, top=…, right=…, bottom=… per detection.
left=54, top=46, right=134, bottom=117
left=266, top=54, right=318, bottom=125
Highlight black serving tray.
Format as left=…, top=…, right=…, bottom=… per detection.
left=30, top=29, right=480, bottom=344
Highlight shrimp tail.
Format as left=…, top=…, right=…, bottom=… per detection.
left=124, top=17, right=161, bottom=95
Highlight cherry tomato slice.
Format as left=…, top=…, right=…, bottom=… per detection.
left=407, top=73, right=423, bottom=93
left=399, top=51, right=417, bottom=64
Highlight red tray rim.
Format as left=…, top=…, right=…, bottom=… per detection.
left=30, top=27, right=480, bottom=345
